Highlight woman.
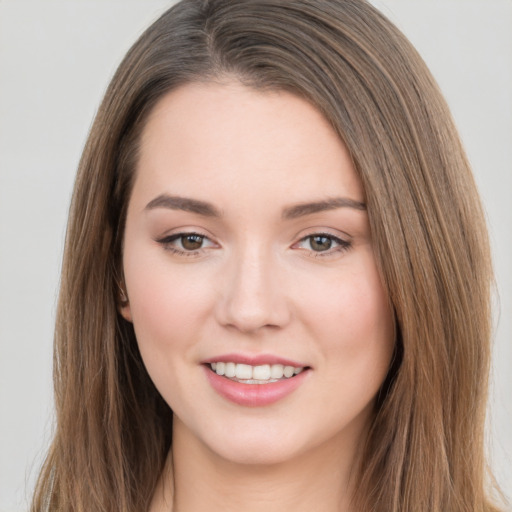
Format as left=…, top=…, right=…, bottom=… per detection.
left=31, top=0, right=505, bottom=511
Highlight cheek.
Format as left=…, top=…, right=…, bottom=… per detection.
left=123, top=251, right=220, bottom=407
left=300, top=253, right=395, bottom=370
left=123, top=247, right=215, bottom=356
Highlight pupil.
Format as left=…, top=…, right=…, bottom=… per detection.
left=311, top=236, right=331, bottom=251
left=182, top=234, right=203, bottom=250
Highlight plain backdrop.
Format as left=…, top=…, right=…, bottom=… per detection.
left=0, top=1, right=510, bottom=510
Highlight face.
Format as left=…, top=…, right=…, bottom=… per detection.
left=121, top=81, right=395, bottom=466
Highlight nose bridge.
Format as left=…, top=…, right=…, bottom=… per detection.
left=217, top=239, right=289, bottom=332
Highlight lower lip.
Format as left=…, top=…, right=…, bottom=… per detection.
left=204, top=366, right=310, bottom=407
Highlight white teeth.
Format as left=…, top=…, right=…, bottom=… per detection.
left=210, top=362, right=305, bottom=382
left=225, top=362, right=236, bottom=378
left=235, top=363, right=253, bottom=380
left=253, top=364, right=271, bottom=380
left=270, top=364, right=284, bottom=379
left=283, top=366, right=295, bottom=378
left=215, top=362, right=225, bottom=375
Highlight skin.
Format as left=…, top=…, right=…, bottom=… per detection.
left=121, top=81, right=395, bottom=512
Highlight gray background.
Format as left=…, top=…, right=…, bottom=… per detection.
left=0, top=1, right=510, bottom=510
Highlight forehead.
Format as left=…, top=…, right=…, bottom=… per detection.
left=134, top=81, right=364, bottom=210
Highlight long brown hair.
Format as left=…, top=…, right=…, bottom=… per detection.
left=31, top=1, right=503, bottom=510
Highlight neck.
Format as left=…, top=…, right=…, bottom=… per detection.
left=150, top=416, right=367, bottom=512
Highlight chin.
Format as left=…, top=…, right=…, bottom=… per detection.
left=198, top=420, right=318, bottom=467
left=212, top=439, right=303, bottom=467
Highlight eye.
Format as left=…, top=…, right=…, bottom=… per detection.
left=156, top=232, right=216, bottom=255
left=177, top=233, right=205, bottom=250
left=294, top=233, right=352, bottom=256
left=308, top=235, right=335, bottom=252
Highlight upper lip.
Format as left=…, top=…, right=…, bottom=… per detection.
left=202, top=353, right=308, bottom=368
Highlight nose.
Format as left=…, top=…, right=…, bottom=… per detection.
left=215, top=245, right=291, bottom=334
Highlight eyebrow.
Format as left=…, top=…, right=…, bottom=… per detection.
left=282, top=197, right=366, bottom=219
left=144, top=194, right=366, bottom=218
left=145, top=194, right=222, bottom=217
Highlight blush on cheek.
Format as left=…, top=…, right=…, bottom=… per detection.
left=127, top=260, right=216, bottom=353
left=307, top=269, right=393, bottom=363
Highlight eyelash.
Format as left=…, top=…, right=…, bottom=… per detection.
left=156, top=232, right=213, bottom=257
left=294, top=232, right=352, bottom=258
left=156, top=232, right=352, bottom=258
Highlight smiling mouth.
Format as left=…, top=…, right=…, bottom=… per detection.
left=208, top=362, right=306, bottom=384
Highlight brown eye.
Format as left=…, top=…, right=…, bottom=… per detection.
left=293, top=232, right=352, bottom=257
left=156, top=231, right=216, bottom=255
left=309, top=235, right=332, bottom=252
left=181, top=234, right=204, bottom=250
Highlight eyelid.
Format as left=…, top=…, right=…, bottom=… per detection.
left=154, top=227, right=352, bottom=258
left=292, top=230, right=353, bottom=257
left=155, top=229, right=218, bottom=256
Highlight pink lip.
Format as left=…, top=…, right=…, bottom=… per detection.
left=203, top=365, right=311, bottom=407
left=202, top=353, right=306, bottom=367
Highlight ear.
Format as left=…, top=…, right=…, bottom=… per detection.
left=119, top=301, right=133, bottom=323
left=117, top=284, right=133, bottom=322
